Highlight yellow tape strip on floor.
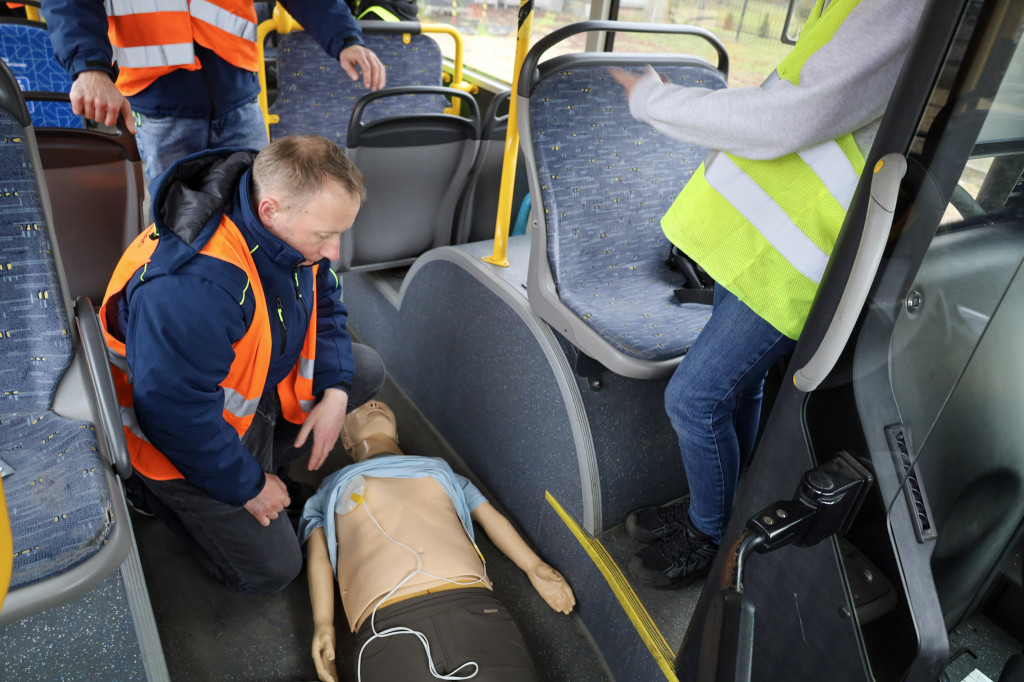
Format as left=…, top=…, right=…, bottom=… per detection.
left=545, top=491, right=678, bottom=681
left=0, top=477, right=12, bottom=612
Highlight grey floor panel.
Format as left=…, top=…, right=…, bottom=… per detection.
left=0, top=570, right=148, bottom=681
left=946, top=613, right=1024, bottom=682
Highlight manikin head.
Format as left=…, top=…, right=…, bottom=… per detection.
left=251, top=135, right=367, bottom=265
left=342, top=401, right=403, bottom=462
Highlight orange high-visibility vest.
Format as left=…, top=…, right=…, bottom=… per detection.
left=99, top=216, right=318, bottom=480
left=104, top=0, right=259, bottom=96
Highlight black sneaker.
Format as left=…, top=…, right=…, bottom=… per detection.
left=625, top=496, right=691, bottom=543
left=628, top=519, right=718, bottom=589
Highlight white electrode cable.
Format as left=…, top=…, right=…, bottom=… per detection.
left=351, top=492, right=488, bottom=682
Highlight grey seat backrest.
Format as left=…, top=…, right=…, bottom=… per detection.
left=520, top=22, right=729, bottom=379
left=454, top=89, right=529, bottom=245
left=340, top=85, right=480, bottom=271
left=33, top=95, right=145, bottom=303
left=0, top=58, right=132, bottom=624
left=268, top=22, right=447, bottom=147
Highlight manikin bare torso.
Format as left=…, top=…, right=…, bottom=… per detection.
left=335, top=475, right=492, bottom=632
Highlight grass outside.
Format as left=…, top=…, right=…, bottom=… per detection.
left=420, top=3, right=793, bottom=87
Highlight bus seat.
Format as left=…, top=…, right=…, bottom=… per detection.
left=267, top=22, right=447, bottom=146
left=339, top=85, right=480, bottom=271
left=0, top=18, right=81, bottom=128
left=32, top=94, right=145, bottom=303
left=519, top=23, right=729, bottom=380
left=454, top=89, right=529, bottom=245
left=0, top=58, right=133, bottom=624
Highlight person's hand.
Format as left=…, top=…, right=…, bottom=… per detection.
left=70, top=71, right=136, bottom=133
left=339, top=44, right=386, bottom=91
left=312, top=622, right=338, bottom=682
left=243, top=472, right=290, bottom=526
left=529, top=562, right=576, bottom=614
left=608, top=65, right=666, bottom=100
left=295, top=388, right=349, bottom=471
left=608, top=66, right=642, bottom=99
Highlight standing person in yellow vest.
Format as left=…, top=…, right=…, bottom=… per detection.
left=610, top=0, right=925, bottom=589
left=42, top=0, right=386, bottom=186
left=100, top=135, right=386, bottom=594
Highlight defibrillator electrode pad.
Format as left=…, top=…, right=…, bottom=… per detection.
left=335, top=474, right=366, bottom=515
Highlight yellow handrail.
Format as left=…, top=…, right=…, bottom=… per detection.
left=482, top=0, right=532, bottom=267
left=0, top=477, right=12, bottom=613
left=256, top=6, right=476, bottom=139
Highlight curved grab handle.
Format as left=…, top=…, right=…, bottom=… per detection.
left=347, top=85, right=481, bottom=142
left=518, top=21, right=729, bottom=98
left=793, top=153, right=907, bottom=392
left=75, top=298, right=133, bottom=480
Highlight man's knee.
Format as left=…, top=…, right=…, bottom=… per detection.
left=228, top=540, right=303, bottom=595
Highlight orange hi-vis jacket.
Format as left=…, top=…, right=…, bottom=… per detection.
left=99, top=216, right=319, bottom=481
left=104, top=0, right=259, bottom=96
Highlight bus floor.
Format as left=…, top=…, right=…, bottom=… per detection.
left=131, top=373, right=613, bottom=681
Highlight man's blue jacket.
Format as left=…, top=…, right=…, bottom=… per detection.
left=42, top=0, right=365, bottom=117
left=105, top=149, right=354, bottom=505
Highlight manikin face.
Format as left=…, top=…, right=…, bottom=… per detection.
left=258, top=179, right=360, bottom=265
left=345, top=401, right=399, bottom=462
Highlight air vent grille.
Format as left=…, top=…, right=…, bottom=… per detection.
left=885, top=425, right=937, bottom=543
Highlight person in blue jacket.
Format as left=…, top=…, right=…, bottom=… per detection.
left=42, top=0, right=386, bottom=186
left=101, top=135, right=385, bottom=594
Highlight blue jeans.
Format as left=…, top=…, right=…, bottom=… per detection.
left=134, top=99, right=269, bottom=187
left=665, top=285, right=796, bottom=543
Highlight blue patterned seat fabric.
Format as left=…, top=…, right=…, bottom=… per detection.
left=529, top=64, right=727, bottom=362
left=0, top=22, right=82, bottom=129
left=0, top=111, right=112, bottom=589
left=269, top=30, right=448, bottom=145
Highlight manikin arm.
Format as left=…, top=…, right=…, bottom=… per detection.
left=307, top=527, right=339, bottom=682
left=471, top=502, right=576, bottom=614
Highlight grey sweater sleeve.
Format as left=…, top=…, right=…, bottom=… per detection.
left=626, top=0, right=926, bottom=160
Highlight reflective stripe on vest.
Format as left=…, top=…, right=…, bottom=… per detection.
left=190, top=0, right=258, bottom=43
left=106, top=0, right=258, bottom=96
left=99, top=217, right=319, bottom=481
left=661, top=0, right=864, bottom=340
left=357, top=5, right=401, bottom=21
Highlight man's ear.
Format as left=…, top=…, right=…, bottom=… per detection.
left=257, top=195, right=279, bottom=228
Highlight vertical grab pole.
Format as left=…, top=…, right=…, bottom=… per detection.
left=482, top=0, right=533, bottom=267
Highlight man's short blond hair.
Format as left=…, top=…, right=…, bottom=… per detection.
left=252, top=135, right=367, bottom=205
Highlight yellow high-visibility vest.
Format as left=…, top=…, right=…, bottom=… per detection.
left=662, top=0, right=865, bottom=339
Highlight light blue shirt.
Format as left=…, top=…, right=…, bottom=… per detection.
left=298, top=455, right=488, bottom=574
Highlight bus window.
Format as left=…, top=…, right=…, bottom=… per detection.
left=612, top=0, right=794, bottom=87
left=418, top=0, right=592, bottom=82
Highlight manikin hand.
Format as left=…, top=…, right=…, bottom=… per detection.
left=529, top=562, right=576, bottom=614
left=70, top=71, right=136, bottom=133
left=312, top=621, right=338, bottom=682
left=243, top=472, right=290, bottom=526
left=294, top=387, right=349, bottom=471
left=339, top=44, right=386, bottom=91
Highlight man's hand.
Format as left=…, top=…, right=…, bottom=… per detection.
left=243, top=472, right=290, bottom=526
left=529, top=562, right=576, bottom=614
left=70, top=71, right=136, bottom=133
left=295, top=387, right=349, bottom=471
left=312, top=622, right=338, bottom=682
left=339, top=44, right=386, bottom=91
